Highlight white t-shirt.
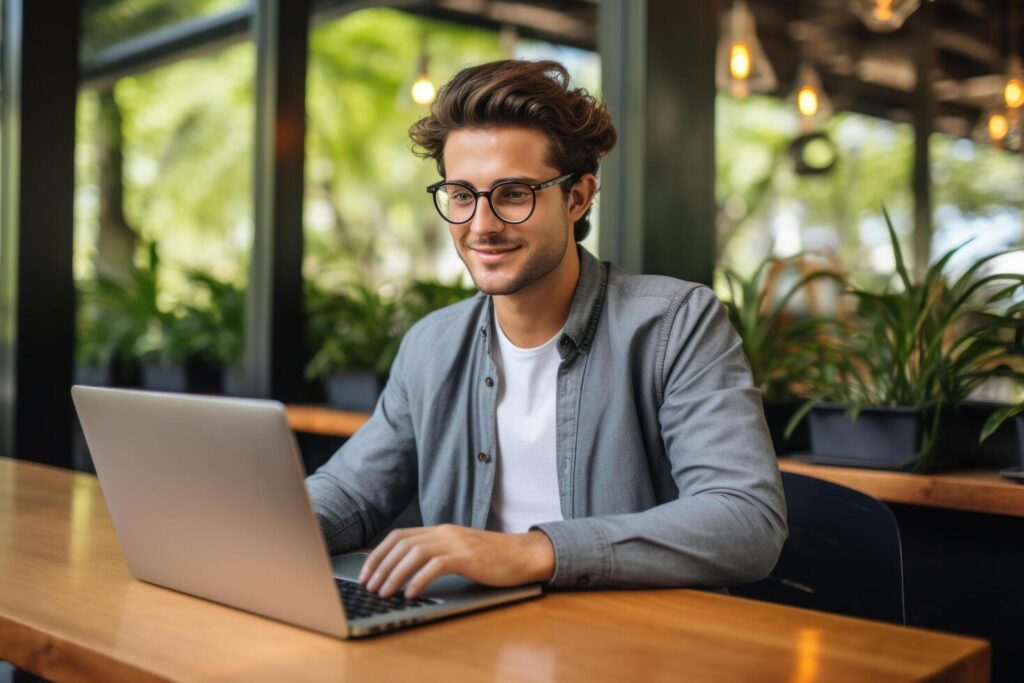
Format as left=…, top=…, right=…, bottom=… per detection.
left=484, top=319, right=564, bottom=534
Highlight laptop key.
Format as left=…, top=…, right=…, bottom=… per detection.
left=336, top=579, right=437, bottom=619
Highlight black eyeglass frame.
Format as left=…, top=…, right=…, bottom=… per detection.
left=426, top=172, right=577, bottom=225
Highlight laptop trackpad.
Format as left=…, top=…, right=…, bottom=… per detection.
left=331, top=552, right=483, bottom=598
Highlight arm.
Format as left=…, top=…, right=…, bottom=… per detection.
left=532, top=286, right=788, bottom=588
left=305, top=334, right=419, bottom=555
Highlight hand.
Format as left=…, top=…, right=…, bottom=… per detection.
left=358, top=524, right=555, bottom=599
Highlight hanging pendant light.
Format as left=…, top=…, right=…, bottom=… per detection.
left=789, top=62, right=834, bottom=133
left=850, top=0, right=921, bottom=32
left=1005, top=63, right=1024, bottom=110
left=973, top=107, right=1022, bottom=152
left=410, top=50, right=436, bottom=106
left=716, top=0, right=777, bottom=98
left=1004, top=1, right=1024, bottom=110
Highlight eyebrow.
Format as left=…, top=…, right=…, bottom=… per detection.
left=444, top=176, right=540, bottom=188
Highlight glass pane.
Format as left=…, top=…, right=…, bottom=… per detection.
left=82, top=0, right=246, bottom=58
left=74, top=42, right=254, bottom=422
left=716, top=94, right=915, bottom=288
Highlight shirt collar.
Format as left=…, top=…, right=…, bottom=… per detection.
left=476, top=245, right=608, bottom=359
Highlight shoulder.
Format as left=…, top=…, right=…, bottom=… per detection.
left=392, top=293, right=487, bottom=380
left=605, top=263, right=716, bottom=314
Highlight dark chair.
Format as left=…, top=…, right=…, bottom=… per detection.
left=732, top=472, right=906, bottom=624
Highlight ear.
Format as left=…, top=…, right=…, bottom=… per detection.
left=567, top=173, right=599, bottom=223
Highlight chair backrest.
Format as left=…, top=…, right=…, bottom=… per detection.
left=732, top=472, right=906, bottom=624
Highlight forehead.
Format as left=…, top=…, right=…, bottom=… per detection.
left=442, top=127, right=557, bottom=182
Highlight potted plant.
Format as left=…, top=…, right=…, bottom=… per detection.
left=75, top=241, right=167, bottom=388
left=170, top=270, right=246, bottom=395
left=717, top=253, right=844, bottom=455
left=305, top=282, right=406, bottom=412
left=788, top=210, right=1024, bottom=472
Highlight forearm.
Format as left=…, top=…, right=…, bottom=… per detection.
left=533, top=492, right=786, bottom=589
left=306, top=471, right=378, bottom=554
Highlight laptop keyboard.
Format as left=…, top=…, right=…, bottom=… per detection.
left=336, top=578, right=440, bottom=620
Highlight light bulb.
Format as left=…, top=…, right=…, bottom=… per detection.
left=873, top=0, right=894, bottom=21
left=730, top=42, right=752, bottom=80
left=1005, top=78, right=1024, bottom=109
left=989, top=113, right=1010, bottom=142
left=411, top=76, right=436, bottom=105
left=797, top=86, right=819, bottom=117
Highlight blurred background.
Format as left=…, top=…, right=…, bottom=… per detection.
left=0, top=0, right=1021, bottom=473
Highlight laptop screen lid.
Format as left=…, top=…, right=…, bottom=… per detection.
left=71, top=386, right=349, bottom=638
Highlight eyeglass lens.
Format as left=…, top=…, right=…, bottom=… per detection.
left=434, top=183, right=534, bottom=223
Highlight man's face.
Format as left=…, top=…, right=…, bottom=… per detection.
left=441, top=127, right=573, bottom=297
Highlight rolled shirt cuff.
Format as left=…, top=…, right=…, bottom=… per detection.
left=531, top=518, right=612, bottom=588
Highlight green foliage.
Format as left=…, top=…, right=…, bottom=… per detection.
left=77, top=241, right=171, bottom=366
left=305, top=283, right=406, bottom=380
left=791, top=209, right=1024, bottom=467
left=77, top=241, right=245, bottom=368
left=717, top=254, right=844, bottom=402
left=169, top=271, right=245, bottom=367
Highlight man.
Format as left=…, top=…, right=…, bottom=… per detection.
left=306, top=59, right=786, bottom=600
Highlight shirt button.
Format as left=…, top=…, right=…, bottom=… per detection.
left=477, top=452, right=490, bottom=463
left=484, top=377, right=494, bottom=387
left=576, top=575, right=590, bottom=587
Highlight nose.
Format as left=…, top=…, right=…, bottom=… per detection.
left=468, top=193, right=505, bottom=236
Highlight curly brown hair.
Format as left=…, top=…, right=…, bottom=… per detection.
left=409, top=59, right=617, bottom=241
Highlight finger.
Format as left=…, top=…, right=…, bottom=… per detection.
left=366, top=534, right=438, bottom=593
left=378, top=543, right=448, bottom=598
left=359, top=527, right=429, bottom=584
left=405, top=555, right=462, bottom=599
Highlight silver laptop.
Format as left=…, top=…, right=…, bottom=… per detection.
left=71, top=385, right=541, bottom=638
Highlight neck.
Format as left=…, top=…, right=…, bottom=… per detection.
left=494, top=243, right=580, bottom=349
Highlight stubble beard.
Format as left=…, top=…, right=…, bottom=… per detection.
left=460, top=221, right=572, bottom=297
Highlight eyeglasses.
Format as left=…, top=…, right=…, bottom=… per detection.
left=426, top=173, right=576, bottom=225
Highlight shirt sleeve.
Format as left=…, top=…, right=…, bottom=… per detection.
left=533, top=285, right=788, bottom=588
left=305, top=332, right=419, bottom=555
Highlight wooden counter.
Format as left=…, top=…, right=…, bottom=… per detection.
left=779, top=457, right=1024, bottom=517
left=285, top=404, right=369, bottom=438
left=0, top=457, right=991, bottom=682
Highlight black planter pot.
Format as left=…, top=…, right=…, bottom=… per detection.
left=109, top=352, right=141, bottom=388
left=762, top=400, right=811, bottom=456
left=223, top=367, right=245, bottom=397
left=325, top=371, right=384, bottom=412
left=74, top=365, right=111, bottom=387
left=141, top=361, right=188, bottom=393
left=184, top=358, right=224, bottom=395
left=807, top=404, right=959, bottom=472
left=941, top=401, right=1024, bottom=469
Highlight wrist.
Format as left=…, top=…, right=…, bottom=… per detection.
left=523, top=529, right=556, bottom=583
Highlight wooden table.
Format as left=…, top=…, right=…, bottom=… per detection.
left=0, top=457, right=990, bottom=682
left=779, top=457, right=1024, bottom=517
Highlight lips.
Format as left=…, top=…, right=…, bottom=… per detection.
left=469, top=245, right=520, bottom=264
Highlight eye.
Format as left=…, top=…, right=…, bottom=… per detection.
left=450, top=190, right=473, bottom=202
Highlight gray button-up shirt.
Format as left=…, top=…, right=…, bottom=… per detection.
left=306, top=246, right=787, bottom=588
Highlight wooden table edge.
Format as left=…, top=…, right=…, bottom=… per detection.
left=778, top=457, right=1024, bottom=517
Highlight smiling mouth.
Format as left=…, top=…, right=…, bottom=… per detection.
left=469, top=245, right=521, bottom=263
left=472, top=247, right=517, bottom=254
